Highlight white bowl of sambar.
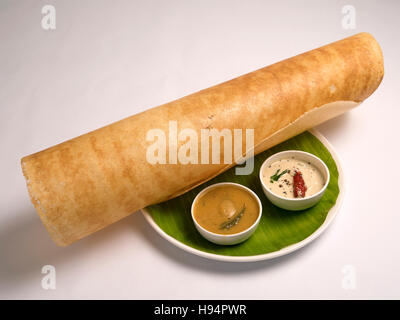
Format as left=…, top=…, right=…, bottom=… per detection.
left=191, top=182, right=262, bottom=245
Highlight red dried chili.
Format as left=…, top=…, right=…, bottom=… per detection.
left=293, top=170, right=307, bottom=198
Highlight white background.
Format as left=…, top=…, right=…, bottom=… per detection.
left=1, top=0, right=399, bottom=299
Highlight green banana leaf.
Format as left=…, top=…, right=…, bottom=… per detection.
left=146, top=131, right=339, bottom=257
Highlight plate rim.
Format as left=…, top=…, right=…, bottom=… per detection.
left=141, top=129, right=345, bottom=262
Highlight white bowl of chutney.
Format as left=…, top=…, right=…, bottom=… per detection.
left=191, top=182, right=262, bottom=245
left=259, top=150, right=330, bottom=211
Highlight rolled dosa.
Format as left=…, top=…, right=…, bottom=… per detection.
left=21, top=32, right=384, bottom=246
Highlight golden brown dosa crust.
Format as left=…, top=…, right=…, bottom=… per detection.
left=21, top=33, right=384, bottom=246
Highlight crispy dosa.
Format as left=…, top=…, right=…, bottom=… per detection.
left=21, top=32, right=384, bottom=246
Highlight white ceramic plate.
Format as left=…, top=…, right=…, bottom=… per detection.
left=142, top=129, right=344, bottom=262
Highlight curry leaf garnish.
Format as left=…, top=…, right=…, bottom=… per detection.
left=270, top=169, right=288, bottom=183
left=219, top=205, right=246, bottom=230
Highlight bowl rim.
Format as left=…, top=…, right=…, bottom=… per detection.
left=191, top=182, right=263, bottom=239
left=259, top=150, right=330, bottom=202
